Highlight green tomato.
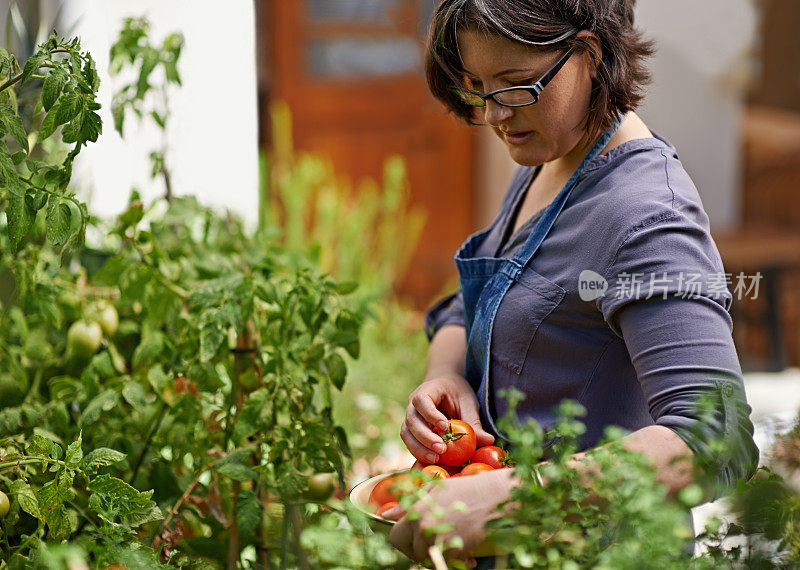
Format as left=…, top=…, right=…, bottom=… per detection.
left=0, top=490, right=9, bottom=518
left=304, top=473, right=336, bottom=502
left=67, top=320, right=103, bottom=359
left=97, top=304, right=119, bottom=337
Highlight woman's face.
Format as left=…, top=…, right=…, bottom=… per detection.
left=457, top=29, right=597, bottom=167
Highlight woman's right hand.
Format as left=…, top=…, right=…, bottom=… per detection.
left=400, top=373, right=495, bottom=464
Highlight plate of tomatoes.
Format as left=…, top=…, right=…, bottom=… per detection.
left=348, top=420, right=511, bottom=522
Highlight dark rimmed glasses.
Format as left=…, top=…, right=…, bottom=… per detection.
left=450, top=47, right=576, bottom=108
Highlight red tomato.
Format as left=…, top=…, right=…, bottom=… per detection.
left=376, top=500, right=399, bottom=517
left=421, top=465, right=450, bottom=479
left=369, top=476, right=399, bottom=508
left=470, top=445, right=509, bottom=469
left=436, top=420, right=477, bottom=467
left=460, top=462, right=494, bottom=476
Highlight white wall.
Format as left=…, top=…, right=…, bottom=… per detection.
left=636, top=0, right=758, bottom=231
left=62, top=0, right=259, bottom=227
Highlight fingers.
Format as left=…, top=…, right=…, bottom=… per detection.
left=409, top=390, right=450, bottom=432
left=401, top=407, right=445, bottom=463
left=458, top=397, right=495, bottom=447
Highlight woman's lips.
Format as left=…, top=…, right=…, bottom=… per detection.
left=503, top=130, right=535, bottom=145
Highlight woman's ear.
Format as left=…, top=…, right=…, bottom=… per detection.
left=575, top=30, right=602, bottom=80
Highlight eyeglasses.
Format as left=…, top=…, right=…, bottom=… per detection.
left=450, top=47, right=575, bottom=108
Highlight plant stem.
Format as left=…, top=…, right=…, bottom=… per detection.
left=227, top=480, right=241, bottom=569
left=288, top=504, right=311, bottom=570
left=128, top=402, right=167, bottom=485
left=18, top=176, right=87, bottom=228
left=22, top=366, right=44, bottom=405
left=0, top=456, right=66, bottom=471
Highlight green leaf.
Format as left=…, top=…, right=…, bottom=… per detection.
left=0, top=139, right=21, bottom=191
left=28, top=433, right=55, bottom=457
left=41, top=68, right=68, bottom=111
left=6, top=190, right=34, bottom=252
left=325, top=353, right=347, bottom=391
left=20, top=52, right=46, bottom=84
left=86, top=474, right=163, bottom=527
left=82, top=448, right=126, bottom=470
left=38, top=107, right=58, bottom=140
left=329, top=331, right=360, bottom=359
left=0, top=103, right=29, bottom=152
left=45, top=195, right=72, bottom=246
left=132, top=330, right=165, bottom=368
left=11, top=150, right=26, bottom=164
left=80, top=389, right=120, bottom=426
left=236, top=490, right=262, bottom=536
left=9, top=479, right=41, bottom=518
left=65, top=439, right=83, bottom=469
left=121, top=380, right=147, bottom=410
left=216, top=461, right=254, bottom=482
left=53, top=92, right=83, bottom=127
left=38, top=470, right=75, bottom=541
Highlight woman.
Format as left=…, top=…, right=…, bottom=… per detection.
left=385, top=0, right=759, bottom=565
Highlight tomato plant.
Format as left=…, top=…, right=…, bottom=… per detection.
left=436, top=419, right=477, bottom=467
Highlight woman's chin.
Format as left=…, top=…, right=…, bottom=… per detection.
left=506, top=145, right=548, bottom=167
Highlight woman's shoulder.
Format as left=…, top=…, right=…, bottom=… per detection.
left=575, top=130, right=711, bottom=238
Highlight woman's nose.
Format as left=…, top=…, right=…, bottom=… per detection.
left=483, top=98, right=514, bottom=127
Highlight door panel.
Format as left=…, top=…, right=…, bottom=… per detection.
left=262, top=0, right=475, bottom=306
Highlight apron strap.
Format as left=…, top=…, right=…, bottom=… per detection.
left=510, top=116, right=623, bottom=270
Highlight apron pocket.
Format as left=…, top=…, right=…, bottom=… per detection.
left=491, top=270, right=565, bottom=375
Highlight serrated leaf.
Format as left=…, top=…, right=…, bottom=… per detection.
left=41, top=68, right=68, bottom=111
left=38, top=107, right=58, bottom=140
left=325, top=353, right=347, bottom=391
left=0, top=103, right=28, bottom=152
left=65, top=436, right=83, bottom=469
left=20, top=52, right=46, bottom=84
left=236, top=490, right=262, bottom=536
left=9, top=479, right=41, bottom=518
left=45, top=195, right=72, bottom=246
left=28, top=433, right=54, bottom=458
left=53, top=92, right=82, bottom=127
left=82, top=448, right=126, bottom=470
left=38, top=470, right=75, bottom=541
left=0, top=139, right=21, bottom=191
left=87, top=474, right=163, bottom=527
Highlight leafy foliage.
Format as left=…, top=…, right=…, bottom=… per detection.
left=0, top=31, right=100, bottom=252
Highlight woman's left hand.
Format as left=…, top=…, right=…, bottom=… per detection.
left=385, top=468, right=517, bottom=564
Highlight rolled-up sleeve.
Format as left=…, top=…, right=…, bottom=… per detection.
left=424, top=290, right=466, bottom=341
left=598, top=211, right=759, bottom=495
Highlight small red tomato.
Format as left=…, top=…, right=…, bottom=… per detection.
left=376, top=500, right=399, bottom=517
left=421, top=465, right=450, bottom=479
left=437, top=420, right=477, bottom=467
left=369, top=476, right=399, bottom=508
left=470, top=445, right=509, bottom=469
left=460, top=462, right=494, bottom=476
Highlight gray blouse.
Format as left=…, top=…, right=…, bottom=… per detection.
left=425, top=132, right=758, bottom=494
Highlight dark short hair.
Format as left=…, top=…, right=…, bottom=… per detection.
left=425, top=0, right=655, bottom=140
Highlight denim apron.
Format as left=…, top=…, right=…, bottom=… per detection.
left=456, top=119, right=621, bottom=440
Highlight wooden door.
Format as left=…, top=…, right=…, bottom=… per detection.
left=259, top=0, right=475, bottom=307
